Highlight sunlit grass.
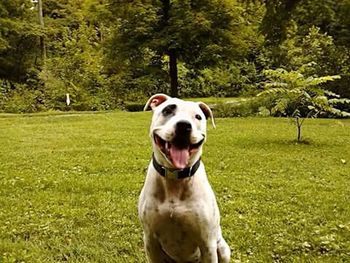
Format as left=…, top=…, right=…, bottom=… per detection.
left=0, top=112, right=349, bottom=262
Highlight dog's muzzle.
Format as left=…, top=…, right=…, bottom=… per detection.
left=153, top=121, right=204, bottom=169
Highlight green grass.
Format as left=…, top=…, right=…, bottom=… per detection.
left=0, top=112, right=349, bottom=262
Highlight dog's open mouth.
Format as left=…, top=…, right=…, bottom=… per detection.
left=154, top=134, right=204, bottom=169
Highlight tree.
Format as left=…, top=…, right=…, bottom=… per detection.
left=292, top=0, right=350, bottom=48
left=290, top=0, right=350, bottom=98
left=257, top=64, right=350, bottom=142
left=38, top=0, right=46, bottom=62
left=277, top=25, right=350, bottom=99
left=108, top=0, right=238, bottom=97
left=0, top=0, right=43, bottom=82
left=242, top=0, right=302, bottom=46
left=38, top=0, right=115, bottom=110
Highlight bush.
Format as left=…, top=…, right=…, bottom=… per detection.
left=213, top=96, right=274, bottom=118
left=179, top=62, right=260, bottom=98
left=0, top=83, right=47, bottom=113
left=124, top=102, right=145, bottom=112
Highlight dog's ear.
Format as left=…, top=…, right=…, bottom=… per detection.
left=144, top=94, right=170, bottom=111
left=198, top=102, right=216, bottom=128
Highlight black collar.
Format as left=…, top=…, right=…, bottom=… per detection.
left=152, top=154, right=201, bottom=179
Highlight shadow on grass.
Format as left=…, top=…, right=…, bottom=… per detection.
left=291, top=138, right=313, bottom=145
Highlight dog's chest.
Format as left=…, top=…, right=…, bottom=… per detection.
left=145, top=199, right=205, bottom=260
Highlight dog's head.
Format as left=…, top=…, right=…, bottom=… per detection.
left=144, top=94, right=215, bottom=170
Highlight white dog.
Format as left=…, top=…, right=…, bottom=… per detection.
left=138, top=94, right=230, bottom=263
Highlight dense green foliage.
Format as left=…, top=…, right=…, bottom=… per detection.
left=0, top=112, right=349, bottom=261
left=0, top=0, right=350, bottom=112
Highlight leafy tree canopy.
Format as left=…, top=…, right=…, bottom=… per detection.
left=0, top=0, right=43, bottom=82
left=108, top=0, right=248, bottom=96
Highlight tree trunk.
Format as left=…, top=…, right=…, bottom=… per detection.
left=161, top=0, right=178, bottom=97
left=297, top=125, right=301, bottom=142
left=38, top=0, right=46, bottom=63
left=169, top=49, right=178, bottom=97
left=296, top=117, right=302, bottom=142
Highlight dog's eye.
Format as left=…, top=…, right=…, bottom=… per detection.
left=162, top=104, right=176, bottom=116
left=195, top=114, right=202, bottom=120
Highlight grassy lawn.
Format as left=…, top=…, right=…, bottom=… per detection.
left=0, top=112, right=349, bottom=262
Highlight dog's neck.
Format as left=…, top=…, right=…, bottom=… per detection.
left=152, top=154, right=201, bottom=180
left=151, top=153, right=203, bottom=202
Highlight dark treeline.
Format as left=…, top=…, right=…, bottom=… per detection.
left=0, top=0, right=350, bottom=112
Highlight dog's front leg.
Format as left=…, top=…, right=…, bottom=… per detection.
left=143, top=234, right=174, bottom=263
left=200, top=242, right=218, bottom=263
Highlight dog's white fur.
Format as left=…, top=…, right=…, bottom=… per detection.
left=138, top=94, right=230, bottom=263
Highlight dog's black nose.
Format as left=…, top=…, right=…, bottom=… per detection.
left=176, top=121, right=192, bottom=134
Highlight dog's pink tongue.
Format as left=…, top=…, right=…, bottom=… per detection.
left=169, top=146, right=190, bottom=169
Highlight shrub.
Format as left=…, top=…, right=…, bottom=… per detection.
left=124, top=102, right=145, bottom=112
left=0, top=84, right=41, bottom=113
left=179, top=62, right=260, bottom=98
left=213, top=97, right=272, bottom=118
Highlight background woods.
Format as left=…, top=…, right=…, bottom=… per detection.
left=0, top=0, right=350, bottom=112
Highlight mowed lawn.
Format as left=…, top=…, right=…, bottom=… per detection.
left=0, top=112, right=349, bottom=262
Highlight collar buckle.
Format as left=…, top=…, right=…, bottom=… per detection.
left=165, top=169, right=180, bottom=179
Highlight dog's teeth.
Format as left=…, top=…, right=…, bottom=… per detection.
left=166, top=142, right=170, bottom=150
